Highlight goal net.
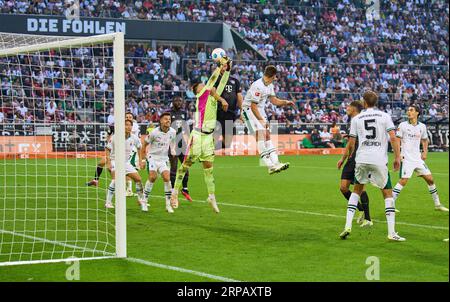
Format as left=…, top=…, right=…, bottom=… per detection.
left=0, top=32, right=126, bottom=266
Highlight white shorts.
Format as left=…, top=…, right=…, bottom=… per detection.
left=146, top=157, right=170, bottom=174
left=355, top=163, right=391, bottom=189
left=400, top=160, right=431, bottom=179
left=110, top=160, right=138, bottom=175
left=133, top=153, right=140, bottom=170
left=242, top=107, right=266, bottom=134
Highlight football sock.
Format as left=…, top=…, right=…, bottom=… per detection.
left=360, top=191, right=371, bottom=221
left=170, top=169, right=176, bottom=187
left=182, top=170, right=189, bottom=189
left=257, top=140, right=273, bottom=168
left=144, top=180, right=154, bottom=201
left=265, top=140, right=280, bottom=165
left=203, top=167, right=215, bottom=195
left=428, top=184, right=441, bottom=206
left=164, top=181, right=172, bottom=206
left=126, top=180, right=133, bottom=192
left=345, top=193, right=360, bottom=230
left=385, top=198, right=396, bottom=235
left=342, top=190, right=363, bottom=211
left=106, top=180, right=115, bottom=204
left=392, top=183, right=403, bottom=201
left=135, top=182, right=144, bottom=202
left=94, top=166, right=103, bottom=181
left=174, top=163, right=190, bottom=192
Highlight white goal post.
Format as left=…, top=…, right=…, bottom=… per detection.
left=0, top=32, right=126, bottom=266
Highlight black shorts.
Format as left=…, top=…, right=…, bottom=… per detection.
left=217, top=110, right=236, bottom=136
left=341, top=158, right=356, bottom=181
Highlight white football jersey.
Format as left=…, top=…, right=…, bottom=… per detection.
left=144, top=127, right=176, bottom=161
left=349, top=108, right=395, bottom=166
left=242, top=78, right=276, bottom=112
left=106, top=134, right=142, bottom=163
left=396, top=121, right=428, bottom=163
left=131, top=121, right=140, bottom=137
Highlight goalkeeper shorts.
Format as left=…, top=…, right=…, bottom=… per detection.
left=184, top=130, right=215, bottom=163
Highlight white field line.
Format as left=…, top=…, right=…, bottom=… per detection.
left=152, top=195, right=449, bottom=231
left=3, top=191, right=448, bottom=230
left=3, top=192, right=449, bottom=230
left=126, top=257, right=240, bottom=282
left=187, top=164, right=449, bottom=176
left=0, top=229, right=240, bottom=282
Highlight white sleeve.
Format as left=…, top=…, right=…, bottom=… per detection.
left=134, top=135, right=142, bottom=150
left=421, top=124, right=428, bottom=140
left=396, top=123, right=403, bottom=138
left=145, top=131, right=153, bottom=144
left=247, top=84, right=261, bottom=104
left=385, top=114, right=395, bottom=132
left=269, top=84, right=276, bottom=97
left=349, top=118, right=357, bottom=138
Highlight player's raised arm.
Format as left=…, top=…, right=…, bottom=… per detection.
left=204, top=57, right=229, bottom=90
left=210, top=87, right=228, bottom=112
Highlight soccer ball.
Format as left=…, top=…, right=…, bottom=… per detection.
left=211, top=48, right=226, bottom=62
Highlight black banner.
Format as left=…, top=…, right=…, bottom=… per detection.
left=51, top=124, right=109, bottom=152
left=0, top=124, right=35, bottom=136
left=0, top=14, right=222, bottom=42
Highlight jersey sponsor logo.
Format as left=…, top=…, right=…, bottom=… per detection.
left=225, top=85, right=233, bottom=93
left=362, top=140, right=381, bottom=147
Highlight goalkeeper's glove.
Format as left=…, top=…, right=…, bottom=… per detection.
left=218, top=56, right=230, bottom=67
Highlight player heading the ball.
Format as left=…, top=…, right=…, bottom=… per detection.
left=241, top=65, right=296, bottom=174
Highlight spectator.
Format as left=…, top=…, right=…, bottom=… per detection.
left=319, top=127, right=336, bottom=148
left=310, top=128, right=324, bottom=148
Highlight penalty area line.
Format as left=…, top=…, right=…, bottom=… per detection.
left=0, top=229, right=240, bottom=282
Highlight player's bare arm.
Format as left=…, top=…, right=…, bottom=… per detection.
left=346, top=136, right=356, bottom=158
left=237, top=92, right=244, bottom=121
left=421, top=138, right=429, bottom=161
left=170, top=138, right=177, bottom=157
left=140, top=140, right=148, bottom=170
left=337, top=142, right=352, bottom=170
left=389, top=130, right=401, bottom=171
left=269, top=96, right=296, bottom=109
left=105, top=148, right=112, bottom=172
left=250, top=102, right=267, bottom=128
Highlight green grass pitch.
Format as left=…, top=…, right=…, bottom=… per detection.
left=0, top=153, right=448, bottom=282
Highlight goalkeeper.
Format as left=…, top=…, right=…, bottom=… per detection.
left=170, top=56, right=231, bottom=213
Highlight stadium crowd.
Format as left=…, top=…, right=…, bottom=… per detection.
left=0, top=0, right=448, bottom=129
